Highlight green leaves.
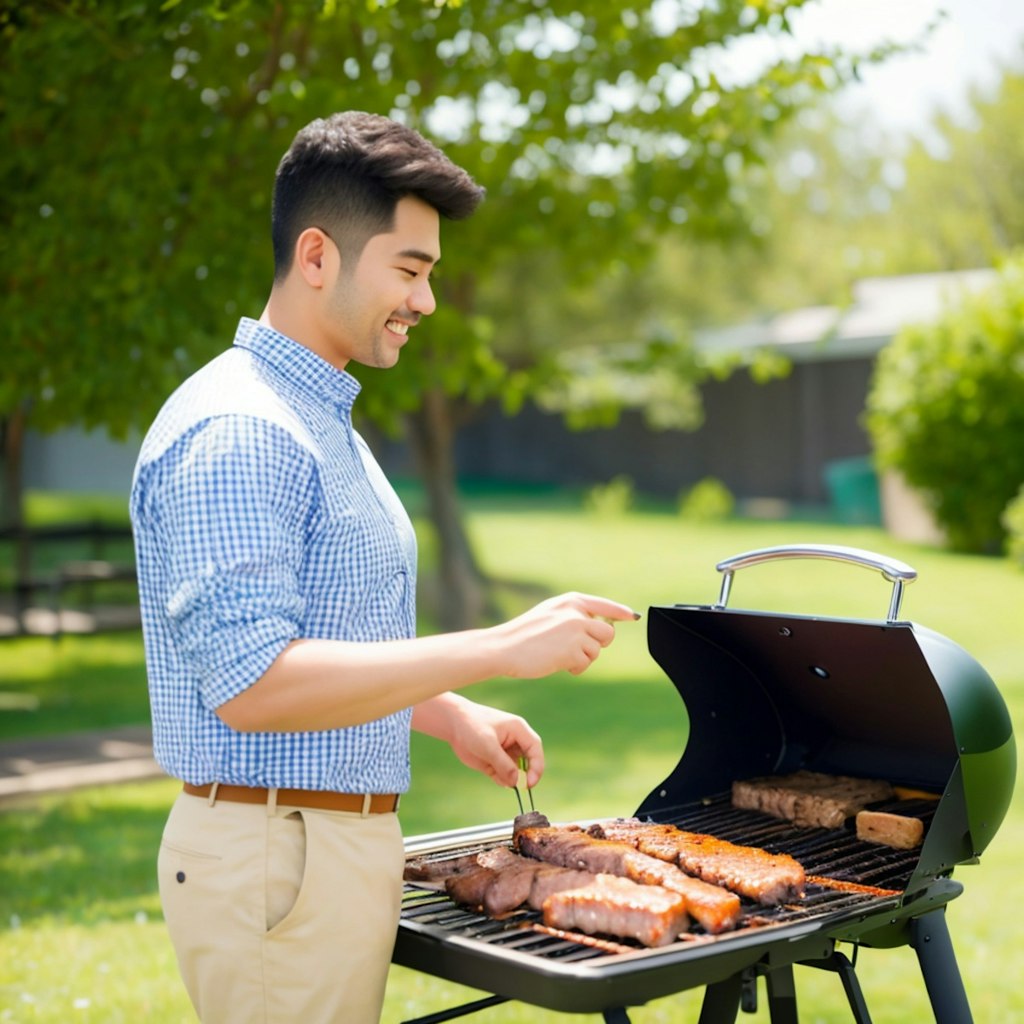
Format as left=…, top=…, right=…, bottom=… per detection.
left=3, top=0, right=858, bottom=444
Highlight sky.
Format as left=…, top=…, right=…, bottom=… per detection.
left=784, top=0, right=1024, bottom=139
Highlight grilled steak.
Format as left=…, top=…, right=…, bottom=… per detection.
left=475, top=847, right=539, bottom=916
left=528, top=867, right=599, bottom=909
left=404, top=851, right=486, bottom=882
left=442, top=847, right=602, bottom=917
left=445, top=865, right=500, bottom=908
left=542, top=874, right=690, bottom=947
left=589, top=819, right=805, bottom=906
left=514, top=821, right=742, bottom=932
left=732, top=770, right=894, bottom=829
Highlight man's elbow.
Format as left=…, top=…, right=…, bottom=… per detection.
left=216, top=690, right=268, bottom=732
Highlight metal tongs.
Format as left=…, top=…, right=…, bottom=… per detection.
left=513, top=755, right=535, bottom=816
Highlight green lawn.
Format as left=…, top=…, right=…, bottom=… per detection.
left=2, top=502, right=1022, bottom=1023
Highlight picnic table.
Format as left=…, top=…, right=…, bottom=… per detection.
left=0, top=521, right=138, bottom=638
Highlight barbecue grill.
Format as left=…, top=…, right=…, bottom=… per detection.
left=394, top=544, right=1015, bottom=1023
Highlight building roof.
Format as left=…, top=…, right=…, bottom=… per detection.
left=695, top=268, right=998, bottom=362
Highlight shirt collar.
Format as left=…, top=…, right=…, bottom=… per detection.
left=232, top=317, right=362, bottom=409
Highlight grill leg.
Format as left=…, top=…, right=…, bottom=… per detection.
left=697, top=973, right=742, bottom=1024
left=765, top=965, right=798, bottom=1024
left=823, top=950, right=872, bottom=1024
left=602, top=1010, right=632, bottom=1024
left=910, top=908, right=974, bottom=1024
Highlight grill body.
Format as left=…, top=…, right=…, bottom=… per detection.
left=393, top=546, right=1016, bottom=1022
left=640, top=603, right=1014, bottom=896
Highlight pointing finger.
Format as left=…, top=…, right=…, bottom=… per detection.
left=575, top=595, right=641, bottom=622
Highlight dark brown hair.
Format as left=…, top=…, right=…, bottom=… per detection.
left=271, top=111, right=485, bottom=279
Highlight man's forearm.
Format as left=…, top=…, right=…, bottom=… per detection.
left=410, top=690, right=473, bottom=741
left=216, top=631, right=500, bottom=733
left=215, top=591, right=637, bottom=734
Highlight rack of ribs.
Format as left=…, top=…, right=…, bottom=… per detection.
left=588, top=818, right=805, bottom=906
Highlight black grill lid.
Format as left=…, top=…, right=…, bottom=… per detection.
left=637, top=545, right=1015, bottom=885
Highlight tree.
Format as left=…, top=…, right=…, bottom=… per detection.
left=2, top=0, right=865, bottom=626
left=882, top=60, right=1024, bottom=272
left=866, top=253, right=1024, bottom=554
left=684, top=51, right=1024, bottom=320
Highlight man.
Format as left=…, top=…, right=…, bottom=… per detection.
left=130, top=111, right=637, bottom=1024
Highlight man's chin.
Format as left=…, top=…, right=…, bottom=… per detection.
left=353, top=350, right=401, bottom=371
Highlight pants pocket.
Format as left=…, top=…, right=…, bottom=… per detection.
left=157, top=839, right=225, bottom=948
left=265, top=810, right=307, bottom=933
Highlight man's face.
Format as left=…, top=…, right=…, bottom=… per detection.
left=321, top=195, right=440, bottom=370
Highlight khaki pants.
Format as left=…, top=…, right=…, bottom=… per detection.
left=158, top=789, right=405, bottom=1024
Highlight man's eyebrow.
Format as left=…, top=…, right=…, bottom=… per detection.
left=397, top=248, right=439, bottom=266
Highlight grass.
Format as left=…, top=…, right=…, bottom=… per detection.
left=2, top=497, right=1023, bottom=1022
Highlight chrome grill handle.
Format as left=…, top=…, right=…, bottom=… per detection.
left=714, top=543, right=918, bottom=622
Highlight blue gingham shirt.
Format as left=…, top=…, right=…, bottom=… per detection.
left=130, top=318, right=417, bottom=792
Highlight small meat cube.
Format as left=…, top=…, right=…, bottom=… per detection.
left=856, top=811, right=924, bottom=850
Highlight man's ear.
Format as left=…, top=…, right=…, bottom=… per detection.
left=293, top=227, right=333, bottom=288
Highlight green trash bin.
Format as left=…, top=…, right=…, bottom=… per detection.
left=824, top=456, right=882, bottom=525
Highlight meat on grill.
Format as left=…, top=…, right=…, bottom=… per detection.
left=444, top=864, right=501, bottom=909
left=732, top=770, right=894, bottom=829
left=528, top=866, right=597, bottom=909
left=855, top=810, right=924, bottom=849
left=443, top=846, right=599, bottom=918
left=444, top=847, right=690, bottom=946
left=404, top=851, right=485, bottom=882
left=478, top=847, right=594, bottom=917
left=586, top=819, right=805, bottom=906
left=542, top=874, right=691, bottom=948
left=514, top=821, right=742, bottom=932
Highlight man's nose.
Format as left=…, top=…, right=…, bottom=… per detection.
left=410, top=277, right=436, bottom=316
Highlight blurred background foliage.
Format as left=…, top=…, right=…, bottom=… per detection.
left=1, top=0, right=870, bottom=626
left=867, top=254, right=1024, bottom=554
left=3, top=1, right=1024, bottom=621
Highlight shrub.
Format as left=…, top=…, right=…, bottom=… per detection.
left=1003, top=484, right=1024, bottom=568
left=583, top=475, right=634, bottom=517
left=678, top=477, right=735, bottom=522
left=866, top=256, right=1024, bottom=553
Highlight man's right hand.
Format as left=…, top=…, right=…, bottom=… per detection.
left=490, top=591, right=640, bottom=679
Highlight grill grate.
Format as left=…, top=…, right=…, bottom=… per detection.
left=399, top=794, right=935, bottom=963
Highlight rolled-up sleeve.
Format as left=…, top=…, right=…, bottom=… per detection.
left=152, top=415, right=315, bottom=709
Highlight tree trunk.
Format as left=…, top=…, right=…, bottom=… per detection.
left=1, top=407, right=26, bottom=530
left=1, top=407, right=31, bottom=625
left=405, top=387, right=488, bottom=632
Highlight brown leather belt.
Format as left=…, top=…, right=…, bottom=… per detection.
left=183, top=782, right=399, bottom=814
